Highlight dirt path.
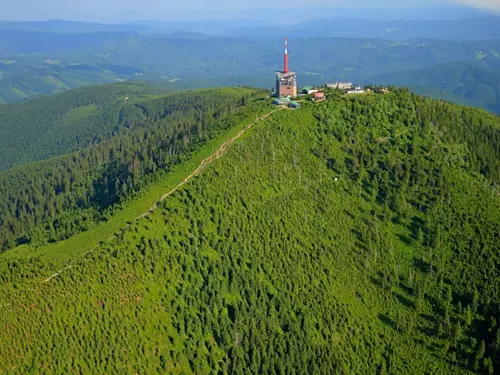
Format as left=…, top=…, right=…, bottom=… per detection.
left=134, top=108, right=280, bottom=221
left=43, top=266, right=72, bottom=283
left=40, top=107, right=284, bottom=284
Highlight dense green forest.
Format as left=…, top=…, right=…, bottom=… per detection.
left=0, top=89, right=498, bottom=373
left=0, top=87, right=262, bottom=252
left=0, top=82, right=168, bottom=170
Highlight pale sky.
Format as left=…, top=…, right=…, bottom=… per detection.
left=0, top=0, right=499, bottom=22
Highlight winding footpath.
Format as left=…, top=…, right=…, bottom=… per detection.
left=41, top=107, right=284, bottom=284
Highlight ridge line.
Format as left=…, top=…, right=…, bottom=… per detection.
left=40, top=107, right=284, bottom=284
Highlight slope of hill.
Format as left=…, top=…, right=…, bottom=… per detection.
left=367, top=62, right=500, bottom=113
left=0, top=86, right=264, bottom=252
left=0, top=89, right=499, bottom=374
left=0, top=82, right=168, bottom=170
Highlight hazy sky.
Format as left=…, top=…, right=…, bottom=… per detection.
left=1, top=0, right=499, bottom=22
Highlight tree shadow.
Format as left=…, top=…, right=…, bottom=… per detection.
left=378, top=313, right=397, bottom=331
left=370, top=276, right=384, bottom=289
left=343, top=209, right=355, bottom=220
left=418, top=323, right=438, bottom=338
left=398, top=278, right=414, bottom=296
left=326, top=158, right=341, bottom=174
left=425, top=294, right=444, bottom=316
left=370, top=270, right=394, bottom=291
left=413, top=257, right=431, bottom=275
left=420, top=313, right=437, bottom=325
left=344, top=157, right=355, bottom=171
left=351, top=229, right=369, bottom=254
left=397, top=233, right=413, bottom=246
left=436, top=350, right=473, bottom=372
left=409, top=216, right=426, bottom=241
left=394, top=292, right=415, bottom=309
left=352, top=228, right=362, bottom=242
left=426, top=342, right=442, bottom=354
left=361, top=180, right=373, bottom=198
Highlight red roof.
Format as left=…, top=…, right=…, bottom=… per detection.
left=314, top=92, right=325, bottom=98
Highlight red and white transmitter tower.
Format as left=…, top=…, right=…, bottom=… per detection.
left=284, top=37, right=289, bottom=73
left=275, top=37, right=297, bottom=97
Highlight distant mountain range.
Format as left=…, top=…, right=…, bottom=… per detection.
left=7, top=4, right=490, bottom=23
left=1, top=9, right=500, bottom=40
left=226, top=16, right=500, bottom=40
left=368, top=62, right=500, bottom=113
left=0, top=19, right=500, bottom=113
left=178, top=5, right=490, bottom=22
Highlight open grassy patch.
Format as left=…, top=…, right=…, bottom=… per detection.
left=63, top=105, right=98, bottom=122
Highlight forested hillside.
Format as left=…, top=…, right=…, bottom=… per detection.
left=0, top=89, right=498, bottom=374
left=0, top=82, right=168, bottom=170
left=0, top=87, right=262, bottom=251
left=368, top=62, right=500, bottom=114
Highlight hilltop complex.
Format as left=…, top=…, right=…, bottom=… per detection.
left=274, top=39, right=389, bottom=100
left=275, top=38, right=297, bottom=97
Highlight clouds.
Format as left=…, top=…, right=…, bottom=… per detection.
left=455, top=0, right=500, bottom=9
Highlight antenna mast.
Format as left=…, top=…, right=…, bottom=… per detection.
left=284, top=37, right=289, bottom=73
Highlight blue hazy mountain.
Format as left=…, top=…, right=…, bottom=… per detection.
left=0, top=4, right=495, bottom=38
left=158, top=4, right=490, bottom=23
left=1, top=10, right=500, bottom=112
left=224, top=16, right=500, bottom=40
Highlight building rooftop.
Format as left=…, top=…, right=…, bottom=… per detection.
left=276, top=71, right=296, bottom=78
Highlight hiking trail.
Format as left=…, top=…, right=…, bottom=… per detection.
left=40, top=107, right=284, bottom=284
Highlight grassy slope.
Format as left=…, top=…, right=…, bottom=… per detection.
left=62, top=104, right=98, bottom=121
left=2, top=103, right=274, bottom=265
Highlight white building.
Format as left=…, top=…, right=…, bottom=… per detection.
left=327, top=82, right=353, bottom=90
left=346, top=88, right=365, bottom=95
